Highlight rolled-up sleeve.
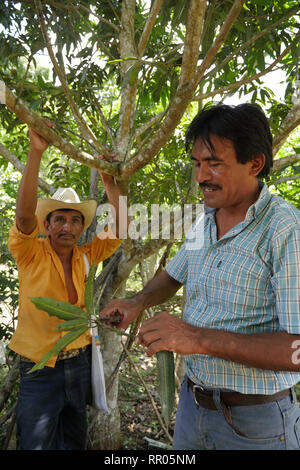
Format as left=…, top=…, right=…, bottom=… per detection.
left=166, top=243, right=188, bottom=285
left=8, top=219, right=39, bottom=268
left=271, top=225, right=300, bottom=333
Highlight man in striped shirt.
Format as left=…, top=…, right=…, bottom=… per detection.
left=100, top=103, right=300, bottom=449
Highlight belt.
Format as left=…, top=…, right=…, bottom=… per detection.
left=187, top=377, right=292, bottom=437
left=20, top=344, right=90, bottom=363
left=187, top=376, right=291, bottom=408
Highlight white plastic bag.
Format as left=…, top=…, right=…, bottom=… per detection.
left=83, top=254, right=108, bottom=413
left=91, top=323, right=109, bottom=412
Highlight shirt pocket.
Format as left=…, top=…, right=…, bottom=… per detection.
left=206, top=247, right=273, bottom=312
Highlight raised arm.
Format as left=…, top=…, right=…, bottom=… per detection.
left=98, top=270, right=183, bottom=331
left=97, top=154, right=127, bottom=239
left=16, top=123, right=54, bottom=234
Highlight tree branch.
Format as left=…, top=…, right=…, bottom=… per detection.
left=122, top=343, right=173, bottom=444
left=0, top=143, right=55, bottom=195
left=194, top=0, right=246, bottom=83
left=137, top=0, right=163, bottom=57
left=272, top=173, right=300, bottom=186
left=0, top=356, right=20, bottom=412
left=10, top=0, right=120, bottom=33
left=201, top=3, right=300, bottom=85
left=273, top=102, right=300, bottom=155
left=89, top=93, right=118, bottom=157
left=116, top=0, right=139, bottom=158
left=119, top=0, right=207, bottom=177
left=179, top=0, right=206, bottom=86
left=4, top=83, right=119, bottom=176
left=194, top=40, right=296, bottom=102
left=271, top=154, right=300, bottom=173
left=34, top=0, right=108, bottom=156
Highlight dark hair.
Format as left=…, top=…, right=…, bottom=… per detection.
left=185, top=103, right=273, bottom=178
left=46, top=208, right=85, bottom=224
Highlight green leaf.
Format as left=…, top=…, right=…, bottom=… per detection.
left=55, top=318, right=88, bottom=331
left=156, top=350, right=175, bottom=427
left=28, top=325, right=88, bottom=373
left=30, top=297, right=87, bottom=320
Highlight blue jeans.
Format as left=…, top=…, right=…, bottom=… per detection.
left=17, top=346, right=92, bottom=450
left=173, top=375, right=300, bottom=450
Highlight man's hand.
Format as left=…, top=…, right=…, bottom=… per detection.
left=97, top=152, right=120, bottom=196
left=29, top=120, right=55, bottom=155
left=96, top=152, right=127, bottom=239
left=98, top=298, right=142, bottom=331
left=135, top=312, right=202, bottom=357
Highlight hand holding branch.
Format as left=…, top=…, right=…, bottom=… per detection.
left=29, top=120, right=56, bottom=156
left=98, top=298, right=142, bottom=332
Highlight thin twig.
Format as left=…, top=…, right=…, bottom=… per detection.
left=201, top=3, right=300, bottom=84
left=194, top=39, right=298, bottom=102
left=34, top=0, right=109, bottom=157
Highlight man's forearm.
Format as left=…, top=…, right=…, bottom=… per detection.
left=137, top=313, right=300, bottom=372
left=16, top=149, right=42, bottom=233
left=131, top=270, right=182, bottom=311
left=201, top=328, right=300, bottom=372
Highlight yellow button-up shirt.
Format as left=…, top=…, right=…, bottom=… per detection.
left=8, top=221, right=122, bottom=366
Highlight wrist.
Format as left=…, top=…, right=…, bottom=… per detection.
left=28, top=149, right=44, bottom=160
left=129, top=293, right=148, bottom=311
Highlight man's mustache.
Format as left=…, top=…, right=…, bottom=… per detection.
left=58, top=233, right=75, bottom=238
left=199, top=183, right=222, bottom=190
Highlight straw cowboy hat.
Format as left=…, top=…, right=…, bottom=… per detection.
left=36, top=187, right=97, bottom=235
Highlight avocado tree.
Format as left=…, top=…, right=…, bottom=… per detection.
left=0, top=0, right=299, bottom=449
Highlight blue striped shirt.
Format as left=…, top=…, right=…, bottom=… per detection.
left=166, top=183, right=300, bottom=394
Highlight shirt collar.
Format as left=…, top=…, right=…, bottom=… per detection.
left=244, top=182, right=271, bottom=221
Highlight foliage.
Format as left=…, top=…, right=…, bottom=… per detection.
left=0, top=0, right=299, bottom=449
left=267, top=127, right=300, bottom=209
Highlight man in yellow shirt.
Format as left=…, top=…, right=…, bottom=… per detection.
left=8, top=123, right=124, bottom=450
